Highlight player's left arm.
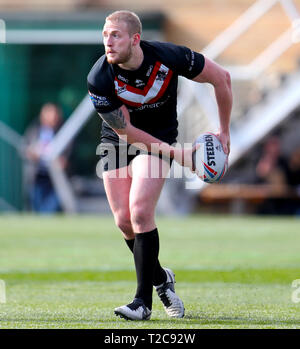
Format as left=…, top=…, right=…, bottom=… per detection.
left=192, top=57, right=232, bottom=154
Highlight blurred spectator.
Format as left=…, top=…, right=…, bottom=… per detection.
left=24, top=103, right=68, bottom=213
left=254, top=135, right=300, bottom=215
left=255, top=135, right=287, bottom=186
left=284, top=147, right=300, bottom=215
left=254, top=135, right=289, bottom=215
left=285, top=147, right=300, bottom=187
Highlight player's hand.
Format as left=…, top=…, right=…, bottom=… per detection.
left=216, top=131, right=230, bottom=155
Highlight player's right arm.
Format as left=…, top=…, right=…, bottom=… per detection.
left=192, top=57, right=232, bottom=155
left=98, top=104, right=196, bottom=169
left=99, top=106, right=128, bottom=130
left=98, top=104, right=172, bottom=156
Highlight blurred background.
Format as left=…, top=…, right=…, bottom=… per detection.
left=0, top=0, right=300, bottom=217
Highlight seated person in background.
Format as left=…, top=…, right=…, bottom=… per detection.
left=255, top=135, right=288, bottom=187
left=254, top=135, right=289, bottom=215
left=284, top=147, right=300, bottom=215
left=25, top=103, right=68, bottom=213
left=285, top=147, right=300, bottom=188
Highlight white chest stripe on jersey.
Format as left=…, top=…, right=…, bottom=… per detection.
left=114, top=63, right=172, bottom=106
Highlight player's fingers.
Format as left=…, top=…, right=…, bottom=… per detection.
left=222, top=141, right=229, bottom=155
left=191, top=144, right=201, bottom=171
left=225, top=138, right=231, bottom=155
left=227, top=141, right=231, bottom=155
left=220, top=135, right=230, bottom=155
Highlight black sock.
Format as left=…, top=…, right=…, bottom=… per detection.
left=133, top=229, right=163, bottom=310
left=124, top=238, right=135, bottom=252
left=124, top=236, right=166, bottom=287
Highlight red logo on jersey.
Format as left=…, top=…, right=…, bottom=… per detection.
left=114, top=61, right=173, bottom=107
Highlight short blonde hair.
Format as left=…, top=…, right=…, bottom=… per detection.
left=106, top=10, right=142, bottom=36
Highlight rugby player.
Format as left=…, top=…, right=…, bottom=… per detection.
left=87, top=10, right=232, bottom=320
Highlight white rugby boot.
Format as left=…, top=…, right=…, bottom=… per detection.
left=155, top=268, right=185, bottom=318
left=114, top=298, right=151, bottom=321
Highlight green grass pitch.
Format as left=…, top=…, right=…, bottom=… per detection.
left=0, top=214, right=300, bottom=329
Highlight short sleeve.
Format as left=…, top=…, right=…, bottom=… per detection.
left=180, top=48, right=205, bottom=79
left=87, top=55, right=122, bottom=113
left=169, top=44, right=205, bottom=79
left=87, top=82, right=122, bottom=114
left=151, top=41, right=205, bottom=79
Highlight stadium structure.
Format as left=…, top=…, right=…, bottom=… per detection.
left=0, top=0, right=300, bottom=215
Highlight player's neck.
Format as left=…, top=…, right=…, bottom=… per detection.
left=118, top=46, right=144, bottom=71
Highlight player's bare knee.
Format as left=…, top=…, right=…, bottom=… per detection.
left=114, top=215, right=133, bottom=235
left=130, top=205, right=152, bottom=232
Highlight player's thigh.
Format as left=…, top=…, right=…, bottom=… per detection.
left=129, top=154, right=171, bottom=213
left=103, top=166, right=132, bottom=219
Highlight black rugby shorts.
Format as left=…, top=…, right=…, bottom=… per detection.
left=98, top=142, right=173, bottom=172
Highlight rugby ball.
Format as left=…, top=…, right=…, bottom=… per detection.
left=192, top=132, right=228, bottom=183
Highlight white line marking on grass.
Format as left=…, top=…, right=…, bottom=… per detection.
left=291, top=279, right=300, bottom=303
left=0, top=280, right=6, bottom=303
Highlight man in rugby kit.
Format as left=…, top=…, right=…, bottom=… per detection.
left=87, top=10, right=232, bottom=321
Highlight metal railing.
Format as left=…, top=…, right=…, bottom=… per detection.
left=178, top=0, right=300, bottom=130
left=176, top=0, right=300, bottom=189
left=0, top=121, right=25, bottom=211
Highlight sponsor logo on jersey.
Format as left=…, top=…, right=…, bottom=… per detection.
left=117, top=75, right=129, bottom=83
left=117, top=86, right=127, bottom=94
left=88, top=91, right=110, bottom=107
left=114, top=61, right=173, bottom=107
left=146, top=65, right=153, bottom=76
left=189, top=50, right=195, bottom=72
left=156, top=70, right=168, bottom=81
left=135, top=79, right=145, bottom=87
left=128, top=96, right=170, bottom=112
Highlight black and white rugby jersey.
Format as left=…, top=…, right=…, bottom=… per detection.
left=87, top=40, right=205, bottom=145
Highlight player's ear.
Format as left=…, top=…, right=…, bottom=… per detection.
left=132, top=33, right=141, bottom=46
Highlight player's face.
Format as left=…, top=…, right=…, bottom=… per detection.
left=102, top=20, right=133, bottom=65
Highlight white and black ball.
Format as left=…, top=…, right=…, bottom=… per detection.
left=192, top=132, right=228, bottom=183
